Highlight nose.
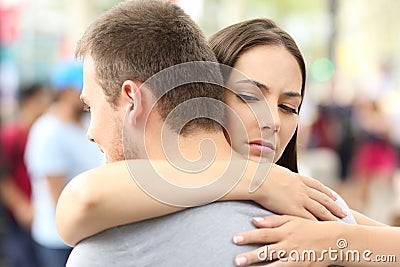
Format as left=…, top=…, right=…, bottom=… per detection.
left=270, top=106, right=281, bottom=133
left=87, top=130, right=95, bottom=143
left=258, top=100, right=280, bottom=133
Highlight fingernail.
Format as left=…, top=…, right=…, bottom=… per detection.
left=233, top=235, right=244, bottom=244
left=341, top=209, right=347, bottom=217
left=253, top=217, right=264, bottom=223
left=235, top=256, right=247, bottom=266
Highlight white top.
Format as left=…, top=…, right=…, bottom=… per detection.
left=25, top=113, right=104, bottom=248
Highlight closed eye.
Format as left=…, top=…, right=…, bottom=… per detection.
left=236, top=94, right=260, bottom=102
left=279, top=104, right=298, bottom=114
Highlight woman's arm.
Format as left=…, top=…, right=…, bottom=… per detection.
left=56, top=160, right=182, bottom=246
left=232, top=215, right=399, bottom=267
left=352, top=210, right=388, bottom=226
left=56, top=160, right=344, bottom=246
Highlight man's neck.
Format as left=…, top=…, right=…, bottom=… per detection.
left=134, top=129, right=246, bottom=188
left=144, top=130, right=233, bottom=162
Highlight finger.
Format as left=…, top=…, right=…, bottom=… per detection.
left=232, top=228, right=282, bottom=245
left=307, top=188, right=346, bottom=220
left=306, top=201, right=339, bottom=221
left=234, top=246, right=267, bottom=266
left=234, top=243, right=293, bottom=267
left=252, top=215, right=292, bottom=228
left=283, top=207, right=318, bottom=221
left=270, top=204, right=318, bottom=221
left=267, top=259, right=295, bottom=267
left=302, top=176, right=336, bottom=201
left=258, top=243, right=301, bottom=267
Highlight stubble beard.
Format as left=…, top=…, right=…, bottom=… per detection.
left=107, top=115, right=146, bottom=162
left=106, top=116, right=132, bottom=163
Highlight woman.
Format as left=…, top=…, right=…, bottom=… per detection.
left=57, top=18, right=396, bottom=266
left=209, top=20, right=398, bottom=267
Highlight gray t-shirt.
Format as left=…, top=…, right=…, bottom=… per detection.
left=67, top=196, right=355, bottom=267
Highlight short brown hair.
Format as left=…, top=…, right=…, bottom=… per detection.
left=76, top=0, right=224, bottom=133
left=209, top=19, right=306, bottom=172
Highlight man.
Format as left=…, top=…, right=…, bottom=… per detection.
left=62, top=1, right=355, bottom=266
left=24, top=61, right=104, bottom=267
left=0, top=83, right=51, bottom=267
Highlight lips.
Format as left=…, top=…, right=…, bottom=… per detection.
left=248, top=140, right=275, bottom=154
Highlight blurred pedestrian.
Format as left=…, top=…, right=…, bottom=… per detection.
left=24, top=60, right=104, bottom=267
left=0, top=83, right=52, bottom=267
left=351, top=98, right=398, bottom=209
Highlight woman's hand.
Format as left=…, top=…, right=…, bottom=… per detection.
left=232, top=215, right=343, bottom=267
left=249, top=164, right=347, bottom=221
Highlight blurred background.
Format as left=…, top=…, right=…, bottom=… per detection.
left=0, top=0, right=399, bottom=266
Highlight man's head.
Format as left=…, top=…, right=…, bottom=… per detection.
left=77, top=0, right=224, bottom=162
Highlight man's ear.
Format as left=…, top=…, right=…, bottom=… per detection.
left=121, top=80, right=143, bottom=126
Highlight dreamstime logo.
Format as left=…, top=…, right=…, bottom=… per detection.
left=336, top=238, right=348, bottom=249
left=257, top=238, right=397, bottom=264
left=122, top=61, right=275, bottom=207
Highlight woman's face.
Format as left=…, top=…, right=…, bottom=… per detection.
left=225, top=45, right=302, bottom=163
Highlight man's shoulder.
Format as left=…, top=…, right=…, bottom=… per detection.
left=69, top=201, right=272, bottom=266
left=80, top=201, right=272, bottom=240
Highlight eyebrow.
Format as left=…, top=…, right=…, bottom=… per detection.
left=235, top=79, right=302, bottom=98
